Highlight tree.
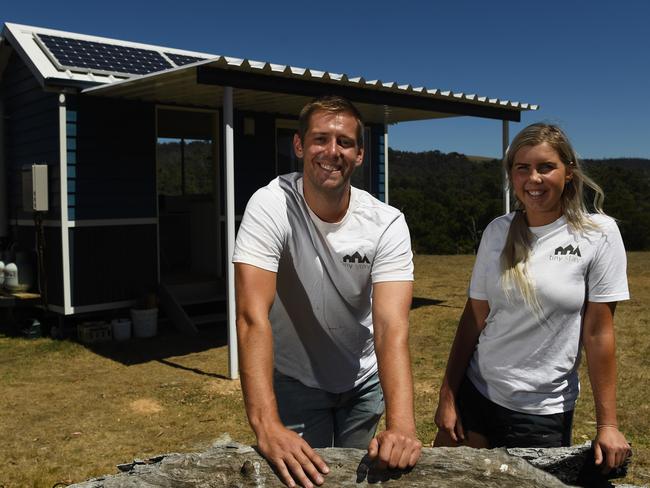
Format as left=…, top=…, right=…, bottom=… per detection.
left=389, top=150, right=650, bottom=253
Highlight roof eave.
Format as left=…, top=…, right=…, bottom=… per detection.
left=1, top=23, right=47, bottom=88
left=195, top=65, right=524, bottom=122
left=83, top=63, right=533, bottom=124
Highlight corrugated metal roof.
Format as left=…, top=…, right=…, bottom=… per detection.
left=2, top=22, right=538, bottom=124
left=82, top=56, right=536, bottom=123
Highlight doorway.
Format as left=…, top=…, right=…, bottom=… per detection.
left=156, top=107, right=220, bottom=283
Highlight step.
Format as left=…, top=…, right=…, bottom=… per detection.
left=192, top=312, right=227, bottom=326
left=165, top=281, right=225, bottom=306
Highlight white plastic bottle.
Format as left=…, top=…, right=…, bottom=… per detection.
left=4, top=262, right=18, bottom=290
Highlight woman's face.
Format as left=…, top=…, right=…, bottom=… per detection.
left=511, top=142, right=573, bottom=227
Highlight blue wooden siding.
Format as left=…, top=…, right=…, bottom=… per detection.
left=2, top=52, right=60, bottom=221
left=69, top=224, right=157, bottom=307
left=2, top=51, right=63, bottom=306
left=66, top=95, right=158, bottom=306
left=72, top=95, right=156, bottom=220
left=233, top=110, right=277, bottom=214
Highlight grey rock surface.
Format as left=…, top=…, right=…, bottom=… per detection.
left=70, top=435, right=644, bottom=488
left=508, top=443, right=631, bottom=487
left=70, top=436, right=572, bottom=488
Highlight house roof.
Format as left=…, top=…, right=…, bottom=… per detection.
left=1, top=22, right=538, bottom=124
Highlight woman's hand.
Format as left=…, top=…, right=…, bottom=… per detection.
left=434, top=391, right=465, bottom=444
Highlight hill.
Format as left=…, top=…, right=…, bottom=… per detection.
left=388, top=149, right=650, bottom=253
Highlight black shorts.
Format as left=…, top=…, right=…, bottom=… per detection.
left=457, top=377, right=573, bottom=448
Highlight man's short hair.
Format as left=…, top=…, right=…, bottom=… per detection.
left=298, top=95, right=365, bottom=148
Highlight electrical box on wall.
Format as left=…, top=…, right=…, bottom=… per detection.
left=22, top=164, right=49, bottom=212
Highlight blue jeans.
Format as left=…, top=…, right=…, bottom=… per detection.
left=274, top=370, right=384, bottom=449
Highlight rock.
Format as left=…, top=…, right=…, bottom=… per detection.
left=69, top=436, right=637, bottom=488
left=508, top=443, right=631, bottom=487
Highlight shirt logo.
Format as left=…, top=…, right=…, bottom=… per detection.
left=554, top=244, right=581, bottom=257
left=549, top=244, right=582, bottom=263
left=342, top=251, right=371, bottom=270
left=343, top=251, right=370, bottom=264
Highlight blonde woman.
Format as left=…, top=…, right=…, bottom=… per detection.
left=433, top=123, right=632, bottom=473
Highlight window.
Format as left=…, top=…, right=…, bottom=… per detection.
left=156, top=138, right=213, bottom=196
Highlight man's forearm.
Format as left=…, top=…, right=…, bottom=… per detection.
left=237, top=315, right=282, bottom=432
left=234, top=263, right=283, bottom=434
left=371, top=280, right=417, bottom=433
left=374, top=324, right=416, bottom=432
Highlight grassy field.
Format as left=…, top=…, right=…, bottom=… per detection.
left=0, top=253, right=648, bottom=487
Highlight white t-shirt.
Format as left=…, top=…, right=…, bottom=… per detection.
left=467, top=212, right=629, bottom=415
left=233, top=173, right=413, bottom=393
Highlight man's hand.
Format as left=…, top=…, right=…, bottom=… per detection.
left=593, top=426, right=632, bottom=474
left=367, top=428, right=422, bottom=470
left=256, top=421, right=329, bottom=488
left=434, top=391, right=465, bottom=444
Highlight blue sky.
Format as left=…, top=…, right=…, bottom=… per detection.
left=2, top=1, right=648, bottom=159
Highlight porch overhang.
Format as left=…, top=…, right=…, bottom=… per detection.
left=80, top=57, right=537, bottom=381
left=81, top=57, right=537, bottom=123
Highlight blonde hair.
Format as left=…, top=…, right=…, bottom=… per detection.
left=501, top=123, right=605, bottom=315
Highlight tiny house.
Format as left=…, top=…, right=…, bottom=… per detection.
left=0, top=23, right=537, bottom=376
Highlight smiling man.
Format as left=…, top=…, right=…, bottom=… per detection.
left=233, top=96, right=421, bottom=488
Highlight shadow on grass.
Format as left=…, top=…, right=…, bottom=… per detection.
left=75, top=299, right=454, bottom=370
left=411, top=297, right=446, bottom=309
left=156, top=358, right=229, bottom=379
left=81, top=325, right=229, bottom=375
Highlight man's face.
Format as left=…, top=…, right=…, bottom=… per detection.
left=293, top=110, right=364, bottom=193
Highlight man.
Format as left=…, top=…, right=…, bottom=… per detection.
left=233, top=95, right=421, bottom=488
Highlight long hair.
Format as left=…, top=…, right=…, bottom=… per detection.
left=501, top=123, right=605, bottom=315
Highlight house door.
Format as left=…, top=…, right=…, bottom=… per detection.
left=156, top=108, right=220, bottom=282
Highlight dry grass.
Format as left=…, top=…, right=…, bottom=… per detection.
left=0, top=252, right=648, bottom=487
left=411, top=252, right=650, bottom=486
left=0, top=332, right=252, bottom=487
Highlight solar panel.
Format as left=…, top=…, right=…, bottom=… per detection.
left=164, top=52, right=207, bottom=66
left=36, top=33, right=174, bottom=75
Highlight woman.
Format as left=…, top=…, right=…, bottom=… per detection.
left=433, top=123, right=632, bottom=473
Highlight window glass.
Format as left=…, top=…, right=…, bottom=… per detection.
left=156, top=138, right=213, bottom=196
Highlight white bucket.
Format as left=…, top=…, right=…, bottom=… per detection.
left=111, top=318, right=132, bottom=341
left=131, top=308, right=158, bottom=338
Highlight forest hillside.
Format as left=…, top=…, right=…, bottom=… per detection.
left=389, top=149, right=650, bottom=254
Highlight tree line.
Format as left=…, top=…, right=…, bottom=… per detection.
left=388, top=149, right=650, bottom=254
